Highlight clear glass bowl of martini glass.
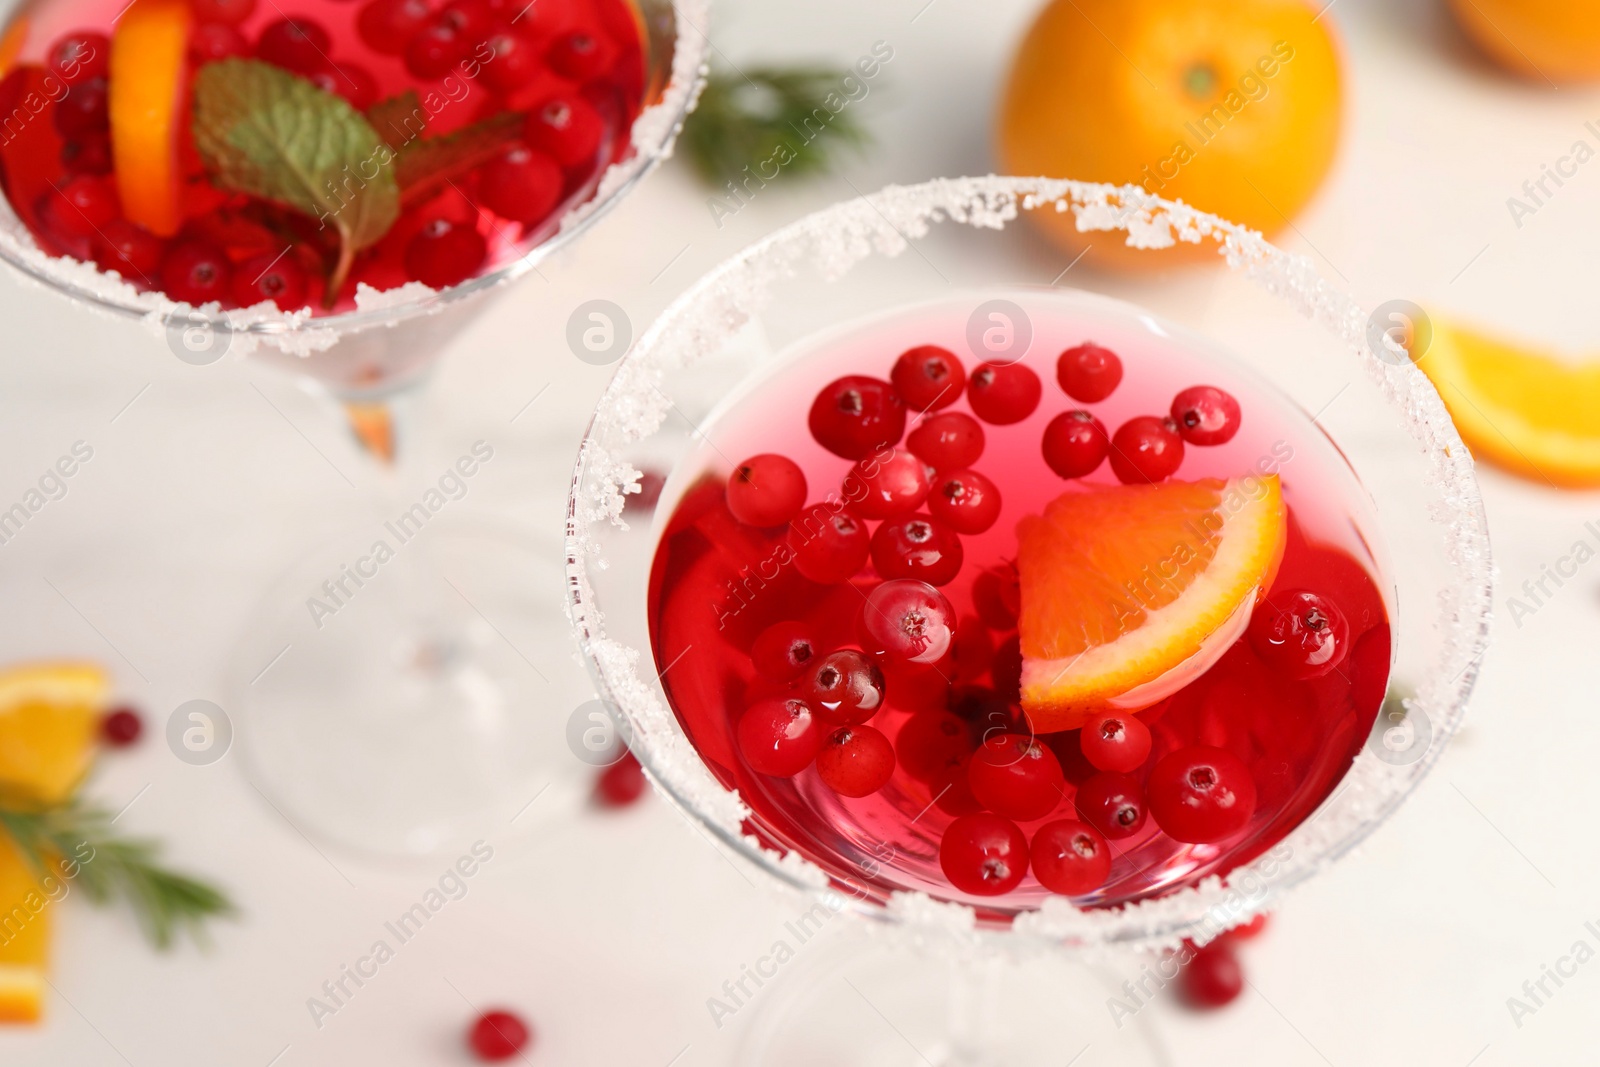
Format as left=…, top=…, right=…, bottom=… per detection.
left=567, top=175, right=1492, bottom=1063
left=0, top=0, right=707, bottom=857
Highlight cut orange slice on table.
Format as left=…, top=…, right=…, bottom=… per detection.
left=109, top=0, right=192, bottom=237
left=1017, top=476, right=1285, bottom=732
left=1413, top=317, right=1600, bottom=487
left=0, top=833, right=49, bottom=1022
left=0, top=662, right=107, bottom=808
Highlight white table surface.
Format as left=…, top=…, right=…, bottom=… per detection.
left=1, top=0, right=1596, bottom=1062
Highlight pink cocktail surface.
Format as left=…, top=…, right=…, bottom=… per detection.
left=646, top=293, right=1393, bottom=916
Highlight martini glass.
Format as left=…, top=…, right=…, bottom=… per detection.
left=0, top=0, right=709, bottom=858
left=567, top=176, right=1492, bottom=1062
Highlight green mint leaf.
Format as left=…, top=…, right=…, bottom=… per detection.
left=394, top=111, right=523, bottom=203
left=192, top=58, right=400, bottom=303
left=368, top=90, right=427, bottom=150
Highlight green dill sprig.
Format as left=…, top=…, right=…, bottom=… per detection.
left=680, top=65, right=873, bottom=185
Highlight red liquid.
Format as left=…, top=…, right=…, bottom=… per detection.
left=0, top=0, right=644, bottom=311
left=646, top=295, right=1393, bottom=915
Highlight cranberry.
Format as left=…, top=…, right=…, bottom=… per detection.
left=93, top=220, right=164, bottom=282
left=54, top=76, right=107, bottom=137
left=1031, top=819, right=1111, bottom=895
left=256, top=18, right=331, bottom=74
left=1080, top=712, right=1152, bottom=774
left=357, top=0, right=433, bottom=54
left=737, top=697, right=823, bottom=777
left=101, top=706, right=143, bottom=747
left=61, top=133, right=112, bottom=175
left=190, top=23, right=250, bottom=62
left=896, top=710, right=974, bottom=782
left=966, top=361, right=1041, bottom=425
left=939, top=813, right=1028, bottom=896
left=1224, top=913, right=1270, bottom=942
left=1041, top=410, right=1110, bottom=479
left=890, top=345, right=965, bottom=411
left=1170, top=385, right=1241, bottom=446
left=1056, top=342, right=1123, bottom=402
left=467, top=1009, right=532, bottom=1061
left=1109, top=415, right=1184, bottom=484
left=47, top=32, right=108, bottom=85
left=160, top=240, right=232, bottom=305
left=870, top=515, right=962, bottom=586
left=511, top=0, right=577, bottom=36
left=232, top=251, right=309, bottom=310
left=439, top=0, right=494, bottom=40
left=39, top=175, right=118, bottom=239
left=1248, top=590, right=1349, bottom=680
left=971, top=564, right=1019, bottom=630
left=595, top=750, right=646, bottom=806
left=808, top=375, right=907, bottom=461
left=815, top=725, right=895, bottom=797
left=309, top=65, right=379, bottom=110
left=190, top=0, right=255, bottom=25
left=801, top=650, right=885, bottom=726
left=843, top=448, right=930, bottom=519
left=859, top=579, right=954, bottom=667
left=966, top=732, right=1064, bottom=821
left=404, top=218, right=487, bottom=289
left=474, top=145, right=563, bottom=226
left=933, top=760, right=985, bottom=816
left=479, top=31, right=544, bottom=92
left=750, top=620, right=817, bottom=683
left=405, top=19, right=468, bottom=78
left=725, top=454, right=807, bottom=527
left=1074, top=772, right=1146, bottom=839
left=1178, top=941, right=1244, bottom=1008
left=906, top=411, right=984, bottom=471
left=524, top=95, right=604, bottom=167
left=927, top=469, right=1000, bottom=535
left=1147, top=745, right=1257, bottom=843
left=947, top=685, right=1015, bottom=736
left=788, top=506, right=869, bottom=585
left=546, top=30, right=616, bottom=79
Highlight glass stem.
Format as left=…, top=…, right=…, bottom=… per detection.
left=944, top=953, right=1002, bottom=1067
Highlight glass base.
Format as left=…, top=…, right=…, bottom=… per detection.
left=736, top=931, right=1171, bottom=1067
left=231, top=510, right=593, bottom=860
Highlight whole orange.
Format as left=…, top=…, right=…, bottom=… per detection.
left=1448, top=0, right=1600, bottom=83
left=997, top=0, right=1343, bottom=271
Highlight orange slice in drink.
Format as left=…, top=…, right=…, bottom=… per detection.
left=0, top=833, right=48, bottom=1022
left=0, top=18, right=28, bottom=77
left=0, top=662, right=106, bottom=808
left=109, top=0, right=192, bottom=237
left=1414, top=317, right=1600, bottom=487
left=1017, top=476, right=1285, bottom=732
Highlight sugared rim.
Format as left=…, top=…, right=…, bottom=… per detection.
left=0, top=0, right=710, bottom=347
left=565, top=175, right=1494, bottom=953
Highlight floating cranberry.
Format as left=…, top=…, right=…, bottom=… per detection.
left=1041, top=410, right=1109, bottom=479
left=896, top=710, right=973, bottom=782
left=54, top=76, right=107, bottom=137
left=725, top=453, right=806, bottom=527
left=906, top=411, right=984, bottom=471
left=1178, top=941, right=1244, bottom=1008
left=190, top=23, right=250, bottom=62
left=1031, top=819, right=1110, bottom=895
left=94, top=219, right=164, bottom=281
left=737, top=697, right=822, bottom=777
left=967, top=361, right=1041, bottom=425
left=808, top=375, right=907, bottom=460
left=802, top=650, right=885, bottom=726
left=1109, top=415, right=1184, bottom=484
left=546, top=29, right=616, bottom=80
left=160, top=240, right=233, bottom=305
left=1248, top=590, right=1349, bottom=680
left=1170, top=385, right=1241, bottom=446
left=870, top=514, right=962, bottom=586
left=101, top=706, right=143, bottom=747
left=256, top=18, right=331, bottom=74
left=934, top=760, right=985, bottom=816
left=190, top=0, right=256, bottom=25
left=890, top=345, right=965, bottom=411
left=476, top=146, right=563, bottom=226
left=38, top=175, right=117, bottom=239
left=61, top=133, right=113, bottom=176
left=405, top=19, right=468, bottom=79
left=357, top=0, right=432, bottom=54
left=859, top=579, right=954, bottom=668
left=479, top=31, right=544, bottom=92
left=1147, top=745, right=1257, bottom=843
left=927, top=469, right=1000, bottom=534
left=47, top=32, right=109, bottom=85
left=843, top=448, right=929, bottom=519
left=1056, top=342, right=1123, bottom=402
left=439, top=0, right=494, bottom=40
left=1074, top=771, right=1146, bottom=839
left=524, top=95, right=604, bottom=167
left=788, top=507, right=869, bottom=585
left=467, top=1009, right=532, bottom=1061
left=750, top=620, right=817, bottom=683
left=939, top=813, right=1028, bottom=896
left=815, top=725, right=895, bottom=797
left=1080, top=712, right=1152, bottom=774
left=404, top=217, right=487, bottom=289
left=967, top=732, right=1064, bottom=821
left=595, top=750, right=646, bottom=806
left=232, top=251, right=310, bottom=310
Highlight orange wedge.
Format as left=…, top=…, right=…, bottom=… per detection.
left=1017, top=476, right=1284, bottom=732
left=1413, top=318, right=1600, bottom=487
left=0, top=833, right=48, bottom=1022
left=0, top=18, right=28, bottom=77
left=0, top=662, right=106, bottom=808
left=109, top=0, right=192, bottom=237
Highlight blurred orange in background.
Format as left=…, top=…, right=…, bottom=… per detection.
left=997, top=0, right=1342, bottom=271
left=1448, top=0, right=1600, bottom=84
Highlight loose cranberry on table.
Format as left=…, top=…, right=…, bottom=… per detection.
left=256, top=18, right=331, bottom=75
left=926, top=469, right=1001, bottom=535
left=478, top=147, right=563, bottom=227
left=1041, top=410, right=1109, bottom=479
left=467, top=1009, right=532, bottom=1062
left=1170, top=385, right=1242, bottom=445
left=1079, top=712, right=1152, bottom=774
left=801, top=649, right=885, bottom=725
left=101, top=706, right=143, bottom=747
left=808, top=375, right=907, bottom=460
left=404, top=218, right=487, bottom=290
left=939, top=813, right=1028, bottom=896
left=788, top=506, right=870, bottom=584
left=232, top=251, right=310, bottom=311
left=1109, top=415, right=1185, bottom=484
left=595, top=749, right=646, bottom=807
left=737, top=697, right=823, bottom=777
left=1074, top=771, right=1147, bottom=839
left=1178, top=940, right=1244, bottom=1008
left=967, top=732, right=1065, bottom=822
left=750, top=620, right=818, bottom=683
left=1248, top=590, right=1350, bottom=680
left=858, top=579, right=954, bottom=668
left=1056, top=342, right=1123, bottom=402
left=890, top=345, right=966, bottom=411
left=906, top=410, right=985, bottom=471
left=843, top=448, right=930, bottom=519
left=966, top=360, right=1041, bottom=425
left=869, top=514, right=963, bottom=586
left=815, top=724, right=895, bottom=797
left=1146, top=745, right=1257, bottom=844
left=725, top=453, right=807, bottom=527
left=1031, top=819, right=1111, bottom=895
left=524, top=95, right=605, bottom=168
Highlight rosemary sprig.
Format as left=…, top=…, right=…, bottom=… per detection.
left=679, top=65, right=873, bottom=185
left=0, top=800, right=234, bottom=950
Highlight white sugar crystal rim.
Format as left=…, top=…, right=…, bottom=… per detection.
left=567, top=175, right=1493, bottom=954
left=0, top=0, right=709, bottom=353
